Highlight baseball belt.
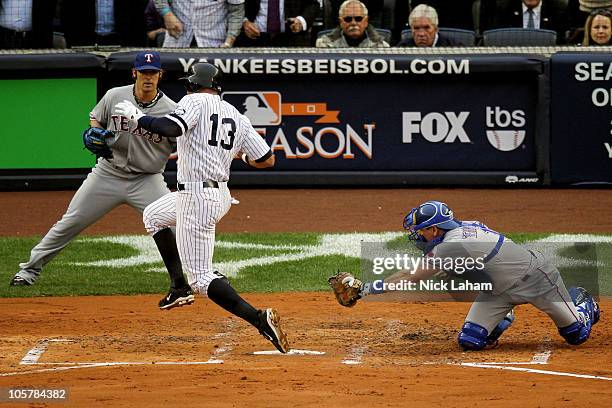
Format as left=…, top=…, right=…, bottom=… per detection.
left=177, top=180, right=219, bottom=190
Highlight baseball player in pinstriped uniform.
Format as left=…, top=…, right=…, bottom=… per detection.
left=333, top=201, right=600, bottom=350
left=11, top=51, right=196, bottom=311
left=115, top=62, right=289, bottom=353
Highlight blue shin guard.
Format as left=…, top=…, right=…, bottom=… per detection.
left=457, top=322, right=488, bottom=351
left=486, top=309, right=515, bottom=347
left=560, top=287, right=600, bottom=345
left=569, top=287, right=600, bottom=326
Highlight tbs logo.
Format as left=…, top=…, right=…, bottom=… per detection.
left=486, top=106, right=526, bottom=152
left=402, top=112, right=471, bottom=143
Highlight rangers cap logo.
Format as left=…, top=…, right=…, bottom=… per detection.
left=134, top=51, right=162, bottom=71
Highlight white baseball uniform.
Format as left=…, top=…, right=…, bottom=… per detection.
left=143, top=92, right=271, bottom=295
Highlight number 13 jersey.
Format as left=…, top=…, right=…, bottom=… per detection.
left=166, top=93, right=272, bottom=182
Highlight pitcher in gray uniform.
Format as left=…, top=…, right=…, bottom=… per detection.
left=11, top=51, right=195, bottom=311
left=335, top=201, right=601, bottom=350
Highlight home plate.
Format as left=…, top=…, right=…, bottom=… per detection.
left=253, top=349, right=325, bottom=356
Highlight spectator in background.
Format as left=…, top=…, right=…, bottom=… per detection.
left=61, top=0, right=148, bottom=47
left=582, top=8, right=612, bottom=44
left=154, top=0, right=244, bottom=48
left=397, top=4, right=462, bottom=46
left=567, top=0, right=612, bottom=43
left=0, top=0, right=57, bottom=48
left=235, top=0, right=320, bottom=46
left=325, top=0, right=384, bottom=29
left=579, top=0, right=612, bottom=11
left=410, top=0, right=476, bottom=30
left=316, top=0, right=390, bottom=47
left=495, top=0, right=569, bottom=44
left=145, top=0, right=165, bottom=47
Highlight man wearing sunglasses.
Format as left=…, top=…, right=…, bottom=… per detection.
left=316, top=0, right=389, bottom=47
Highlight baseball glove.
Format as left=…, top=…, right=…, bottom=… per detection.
left=328, top=271, right=363, bottom=307
left=83, top=127, right=113, bottom=159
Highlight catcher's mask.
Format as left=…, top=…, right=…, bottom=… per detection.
left=181, top=62, right=223, bottom=94
left=403, top=201, right=461, bottom=245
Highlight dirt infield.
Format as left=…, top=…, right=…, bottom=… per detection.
left=0, top=294, right=610, bottom=407
left=2, top=188, right=611, bottom=236
left=0, top=189, right=611, bottom=407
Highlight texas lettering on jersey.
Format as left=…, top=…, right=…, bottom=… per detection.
left=110, top=114, right=163, bottom=143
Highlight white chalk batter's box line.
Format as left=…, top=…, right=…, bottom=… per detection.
left=338, top=337, right=612, bottom=382
left=4, top=337, right=611, bottom=382
left=1, top=335, right=326, bottom=377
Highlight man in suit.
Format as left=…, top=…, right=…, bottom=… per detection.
left=396, top=3, right=463, bottom=47
left=236, top=0, right=320, bottom=46
left=495, top=0, right=570, bottom=43
left=61, top=0, right=148, bottom=47
left=0, top=0, right=58, bottom=48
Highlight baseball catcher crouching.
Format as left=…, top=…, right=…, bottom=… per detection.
left=329, top=200, right=601, bottom=351
left=83, top=127, right=114, bottom=159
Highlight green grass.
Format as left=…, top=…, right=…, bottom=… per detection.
left=0, top=232, right=610, bottom=298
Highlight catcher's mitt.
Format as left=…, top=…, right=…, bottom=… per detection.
left=328, top=271, right=362, bottom=307
left=83, top=127, right=113, bottom=159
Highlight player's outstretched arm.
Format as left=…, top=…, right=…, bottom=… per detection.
left=114, top=100, right=182, bottom=137
left=241, top=151, right=275, bottom=169
left=328, top=266, right=439, bottom=307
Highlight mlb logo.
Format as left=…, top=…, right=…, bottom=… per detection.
left=222, top=92, right=281, bottom=126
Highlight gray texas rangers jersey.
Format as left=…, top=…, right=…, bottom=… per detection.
left=166, top=93, right=270, bottom=182
left=90, top=85, right=177, bottom=176
left=431, top=221, right=537, bottom=295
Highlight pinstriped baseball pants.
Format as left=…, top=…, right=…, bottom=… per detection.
left=143, top=182, right=232, bottom=295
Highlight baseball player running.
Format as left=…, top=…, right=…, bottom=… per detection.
left=11, top=51, right=196, bottom=311
left=330, top=201, right=600, bottom=350
left=114, top=62, right=289, bottom=353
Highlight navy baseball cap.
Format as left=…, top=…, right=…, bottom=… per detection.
left=134, top=51, right=161, bottom=71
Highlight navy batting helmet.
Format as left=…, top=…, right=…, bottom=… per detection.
left=182, top=62, right=223, bottom=93
left=403, top=201, right=461, bottom=243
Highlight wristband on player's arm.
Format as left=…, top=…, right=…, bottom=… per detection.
left=138, top=116, right=182, bottom=137
left=360, top=280, right=385, bottom=297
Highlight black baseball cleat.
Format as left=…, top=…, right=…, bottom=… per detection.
left=258, top=308, right=289, bottom=353
left=158, top=286, right=195, bottom=310
left=9, top=276, right=31, bottom=286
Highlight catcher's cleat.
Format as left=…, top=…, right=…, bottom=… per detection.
left=486, top=309, right=515, bottom=347
left=158, top=286, right=195, bottom=310
left=258, top=308, right=289, bottom=353
left=9, top=275, right=31, bottom=287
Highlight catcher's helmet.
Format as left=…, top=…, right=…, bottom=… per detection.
left=182, top=62, right=223, bottom=93
left=403, top=201, right=461, bottom=243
